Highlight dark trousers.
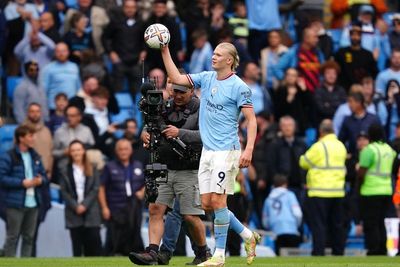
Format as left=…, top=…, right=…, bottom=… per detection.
left=275, top=234, right=301, bottom=256
left=305, top=197, right=345, bottom=256
left=248, top=29, right=269, bottom=62
left=360, top=195, right=391, bottom=255
left=111, top=62, right=141, bottom=97
left=105, top=197, right=144, bottom=256
left=4, top=207, right=38, bottom=257
left=69, top=226, right=102, bottom=256
left=227, top=193, right=248, bottom=256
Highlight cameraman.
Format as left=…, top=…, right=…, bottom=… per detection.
left=129, top=84, right=208, bottom=265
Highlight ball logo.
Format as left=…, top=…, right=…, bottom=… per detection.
left=144, top=23, right=170, bottom=49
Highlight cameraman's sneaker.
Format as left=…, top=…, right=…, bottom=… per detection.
left=244, top=231, right=261, bottom=265
left=196, top=255, right=224, bottom=267
left=129, top=250, right=158, bottom=265
left=186, top=248, right=212, bottom=265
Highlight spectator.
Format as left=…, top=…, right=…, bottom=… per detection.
left=250, top=111, right=278, bottom=222
left=149, top=67, right=167, bottom=90
left=339, top=92, right=381, bottom=156
left=63, top=12, right=94, bottom=64
left=46, top=93, right=68, bottom=135
left=208, top=0, right=229, bottom=48
left=309, top=18, right=334, bottom=60
left=262, top=174, right=302, bottom=256
left=122, top=119, right=149, bottom=166
left=102, top=0, right=146, bottom=95
left=189, top=29, right=213, bottom=74
left=0, top=125, right=49, bottom=257
left=385, top=80, right=400, bottom=140
left=69, top=75, right=100, bottom=111
left=375, top=49, right=400, bottom=95
left=246, top=0, right=281, bottom=62
left=13, top=61, right=49, bottom=124
left=340, top=5, right=380, bottom=59
left=357, top=123, right=396, bottom=255
left=39, top=12, right=60, bottom=43
left=300, top=119, right=347, bottom=256
left=273, top=68, right=314, bottom=135
left=334, top=22, right=378, bottom=91
left=98, top=139, right=145, bottom=255
left=23, top=103, right=53, bottom=179
left=144, top=0, right=183, bottom=71
left=275, top=27, right=325, bottom=93
left=4, top=0, right=40, bottom=75
left=228, top=1, right=248, bottom=47
left=59, top=140, right=102, bottom=256
left=267, top=116, right=307, bottom=201
left=64, top=0, right=109, bottom=55
left=241, top=62, right=273, bottom=115
left=331, top=1, right=388, bottom=29
left=53, top=105, right=95, bottom=179
left=389, top=13, right=400, bottom=50
left=260, top=30, right=288, bottom=90
left=41, top=42, right=81, bottom=111
left=14, top=29, right=55, bottom=73
left=314, top=61, right=347, bottom=124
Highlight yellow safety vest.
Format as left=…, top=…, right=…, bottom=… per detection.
left=300, top=134, right=347, bottom=198
left=361, top=142, right=395, bottom=196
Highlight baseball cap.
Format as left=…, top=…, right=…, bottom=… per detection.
left=357, top=130, right=369, bottom=138
left=393, top=13, right=400, bottom=22
left=172, top=84, right=190, bottom=92
left=359, top=5, right=374, bottom=14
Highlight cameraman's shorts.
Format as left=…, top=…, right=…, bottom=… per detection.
left=198, top=148, right=241, bottom=195
left=156, top=169, right=204, bottom=215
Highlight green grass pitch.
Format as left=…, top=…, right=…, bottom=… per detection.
left=1, top=257, right=400, bottom=267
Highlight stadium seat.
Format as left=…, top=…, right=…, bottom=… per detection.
left=0, top=124, right=18, bottom=153
left=115, top=92, right=134, bottom=109
left=328, top=29, right=343, bottom=53
left=6, top=76, right=23, bottom=102
left=111, top=109, right=134, bottom=124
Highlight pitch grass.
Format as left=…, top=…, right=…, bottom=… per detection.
left=1, top=257, right=400, bottom=267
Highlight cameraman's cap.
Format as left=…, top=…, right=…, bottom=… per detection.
left=172, top=84, right=190, bottom=92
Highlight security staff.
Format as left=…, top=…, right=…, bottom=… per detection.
left=300, top=119, right=347, bottom=256
left=357, top=123, right=396, bottom=255
left=130, top=84, right=208, bottom=265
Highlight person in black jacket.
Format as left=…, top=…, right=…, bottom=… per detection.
left=267, top=116, right=307, bottom=201
left=143, top=0, right=183, bottom=71
left=101, top=0, right=146, bottom=96
left=0, top=125, right=49, bottom=257
left=59, top=140, right=102, bottom=256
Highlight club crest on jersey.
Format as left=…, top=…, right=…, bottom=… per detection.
left=211, top=87, right=218, bottom=96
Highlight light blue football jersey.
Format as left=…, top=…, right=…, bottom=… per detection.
left=187, top=71, right=253, bottom=151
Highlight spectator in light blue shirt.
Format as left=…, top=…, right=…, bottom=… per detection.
left=246, top=0, right=281, bottom=62
left=262, top=174, right=302, bottom=255
left=375, top=49, right=400, bottom=96
left=40, top=42, right=81, bottom=111
left=189, top=29, right=213, bottom=74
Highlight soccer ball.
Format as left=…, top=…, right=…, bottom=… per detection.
left=144, top=23, right=170, bottom=49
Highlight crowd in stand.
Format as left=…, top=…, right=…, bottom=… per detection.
left=1, top=0, right=400, bottom=258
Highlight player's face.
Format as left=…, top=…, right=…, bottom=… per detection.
left=212, top=46, right=232, bottom=71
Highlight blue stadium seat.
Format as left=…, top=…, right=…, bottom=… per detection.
left=6, top=76, right=23, bottom=102
left=0, top=124, right=18, bottom=153
left=111, top=109, right=134, bottom=124
left=115, top=93, right=134, bottom=109
left=328, top=29, right=343, bottom=53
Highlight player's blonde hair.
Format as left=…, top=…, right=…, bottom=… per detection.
left=217, top=42, right=240, bottom=71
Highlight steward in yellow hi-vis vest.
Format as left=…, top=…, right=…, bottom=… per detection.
left=357, top=123, right=396, bottom=255
left=299, top=119, right=347, bottom=256
left=300, top=124, right=347, bottom=198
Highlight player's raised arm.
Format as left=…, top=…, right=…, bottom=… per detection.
left=160, top=46, right=191, bottom=87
